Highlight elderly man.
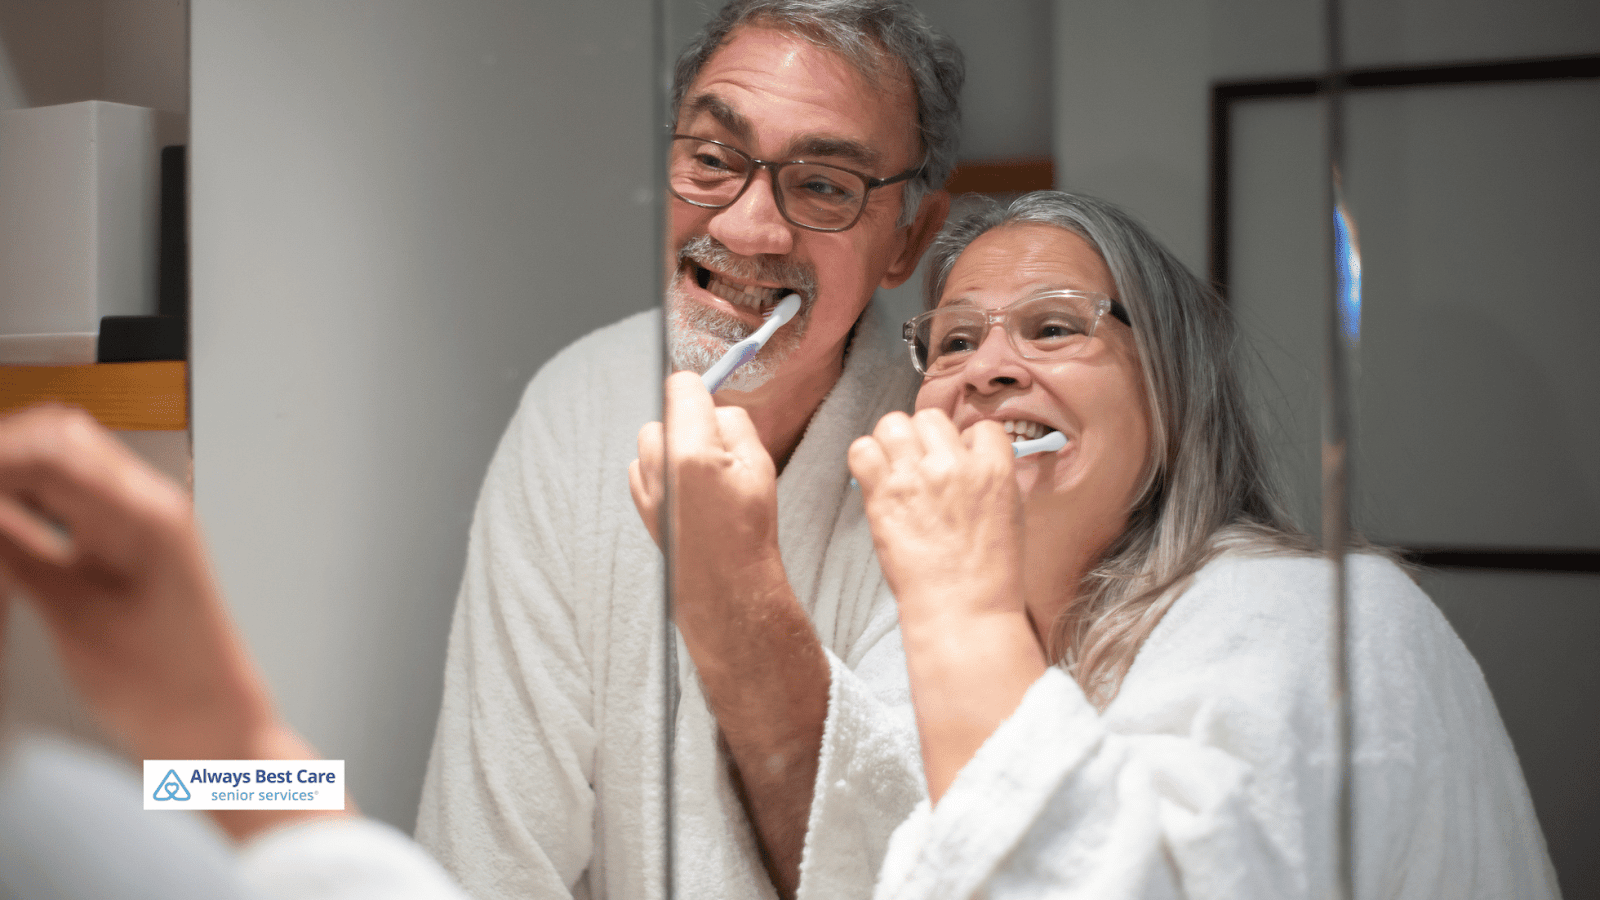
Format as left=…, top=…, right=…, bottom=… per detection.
left=414, top=2, right=962, bottom=899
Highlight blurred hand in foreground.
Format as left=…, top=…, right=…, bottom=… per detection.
left=0, top=404, right=342, bottom=839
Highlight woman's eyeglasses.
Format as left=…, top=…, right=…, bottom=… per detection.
left=903, top=290, right=1130, bottom=376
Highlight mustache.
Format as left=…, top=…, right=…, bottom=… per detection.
left=677, top=235, right=818, bottom=303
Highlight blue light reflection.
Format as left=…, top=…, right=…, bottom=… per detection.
left=1333, top=202, right=1362, bottom=345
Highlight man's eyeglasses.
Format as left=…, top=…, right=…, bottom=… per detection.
left=903, top=290, right=1132, bottom=376
left=668, top=135, right=922, bottom=233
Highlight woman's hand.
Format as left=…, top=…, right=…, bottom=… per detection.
left=847, top=408, right=1027, bottom=633
left=849, top=409, right=1049, bottom=802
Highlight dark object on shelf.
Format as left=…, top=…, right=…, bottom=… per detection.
left=97, top=315, right=185, bottom=362
left=97, top=145, right=188, bottom=362
left=158, top=145, right=188, bottom=320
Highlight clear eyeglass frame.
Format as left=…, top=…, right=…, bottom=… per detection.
left=902, top=289, right=1131, bottom=376
left=668, top=134, right=923, bottom=232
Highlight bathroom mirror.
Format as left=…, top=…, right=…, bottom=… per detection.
left=5, top=0, right=1590, bottom=895
left=659, top=0, right=1599, bottom=896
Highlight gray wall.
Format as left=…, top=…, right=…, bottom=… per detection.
left=0, top=0, right=187, bottom=125
left=1050, top=0, right=1600, bottom=892
left=189, top=0, right=656, bottom=830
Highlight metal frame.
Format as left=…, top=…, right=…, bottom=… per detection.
left=1207, top=52, right=1600, bottom=575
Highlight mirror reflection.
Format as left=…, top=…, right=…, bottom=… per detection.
left=0, top=0, right=1593, bottom=898
left=651, top=0, right=1591, bottom=898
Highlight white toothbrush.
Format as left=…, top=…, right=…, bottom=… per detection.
left=1011, top=430, right=1066, bottom=458
left=849, top=430, right=1065, bottom=489
left=701, top=293, right=803, bottom=392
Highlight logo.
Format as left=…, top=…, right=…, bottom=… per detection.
left=144, top=759, right=344, bottom=810
left=152, top=769, right=191, bottom=802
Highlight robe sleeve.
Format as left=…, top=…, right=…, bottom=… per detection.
left=797, top=621, right=925, bottom=900
left=871, top=555, right=1558, bottom=900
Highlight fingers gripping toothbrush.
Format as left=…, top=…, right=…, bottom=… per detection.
left=701, top=293, right=803, bottom=393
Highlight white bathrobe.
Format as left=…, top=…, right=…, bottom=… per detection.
left=873, top=552, right=1559, bottom=900
left=415, top=305, right=925, bottom=900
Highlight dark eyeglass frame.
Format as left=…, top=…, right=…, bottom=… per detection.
left=668, top=134, right=923, bottom=233
left=901, top=290, right=1134, bottom=376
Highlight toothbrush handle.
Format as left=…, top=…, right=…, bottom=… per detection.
left=702, top=341, right=758, bottom=392
left=701, top=294, right=800, bottom=393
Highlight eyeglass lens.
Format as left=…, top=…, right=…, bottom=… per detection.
left=669, top=137, right=869, bottom=230
left=912, top=295, right=1106, bottom=375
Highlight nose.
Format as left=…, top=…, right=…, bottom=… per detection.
left=707, top=167, right=795, bottom=257
left=962, top=323, right=1032, bottom=394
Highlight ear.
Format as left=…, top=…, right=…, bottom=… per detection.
left=880, top=189, right=951, bottom=290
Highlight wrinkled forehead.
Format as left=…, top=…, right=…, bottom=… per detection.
left=939, top=224, right=1117, bottom=307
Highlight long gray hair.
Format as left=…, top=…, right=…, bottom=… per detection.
left=926, top=191, right=1314, bottom=707
left=671, top=0, right=964, bottom=225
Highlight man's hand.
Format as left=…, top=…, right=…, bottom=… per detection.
left=0, top=404, right=341, bottom=839
left=630, top=373, right=829, bottom=899
left=630, top=372, right=787, bottom=640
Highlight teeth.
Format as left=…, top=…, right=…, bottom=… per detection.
left=702, top=267, right=784, bottom=311
left=1001, top=420, right=1051, bottom=442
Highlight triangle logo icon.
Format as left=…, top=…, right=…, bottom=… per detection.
left=153, top=768, right=192, bottom=802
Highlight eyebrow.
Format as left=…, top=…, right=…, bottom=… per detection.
left=681, top=93, right=884, bottom=171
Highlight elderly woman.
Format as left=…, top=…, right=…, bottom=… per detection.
left=848, top=192, right=1556, bottom=900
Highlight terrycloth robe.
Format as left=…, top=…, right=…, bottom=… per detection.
left=873, top=552, right=1559, bottom=900
left=416, top=304, right=925, bottom=900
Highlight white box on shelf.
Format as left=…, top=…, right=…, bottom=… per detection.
left=0, top=101, right=165, bottom=336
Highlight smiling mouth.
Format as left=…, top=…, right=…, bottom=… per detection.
left=1002, top=420, right=1057, bottom=443
left=693, top=263, right=798, bottom=314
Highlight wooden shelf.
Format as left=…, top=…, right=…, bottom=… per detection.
left=0, top=361, right=187, bottom=430
left=946, top=157, right=1055, bottom=195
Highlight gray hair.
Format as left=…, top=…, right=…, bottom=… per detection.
left=925, top=191, right=1313, bottom=706
left=671, top=0, right=964, bottom=226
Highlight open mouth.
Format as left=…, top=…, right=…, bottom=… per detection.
left=693, top=263, right=797, bottom=314
left=1002, top=420, right=1057, bottom=444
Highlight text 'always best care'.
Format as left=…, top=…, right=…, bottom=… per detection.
left=143, top=759, right=346, bottom=810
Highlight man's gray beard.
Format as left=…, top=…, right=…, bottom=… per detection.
left=666, top=279, right=808, bottom=392
left=665, top=235, right=813, bottom=392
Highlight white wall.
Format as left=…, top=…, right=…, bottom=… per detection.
left=189, top=0, right=657, bottom=830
